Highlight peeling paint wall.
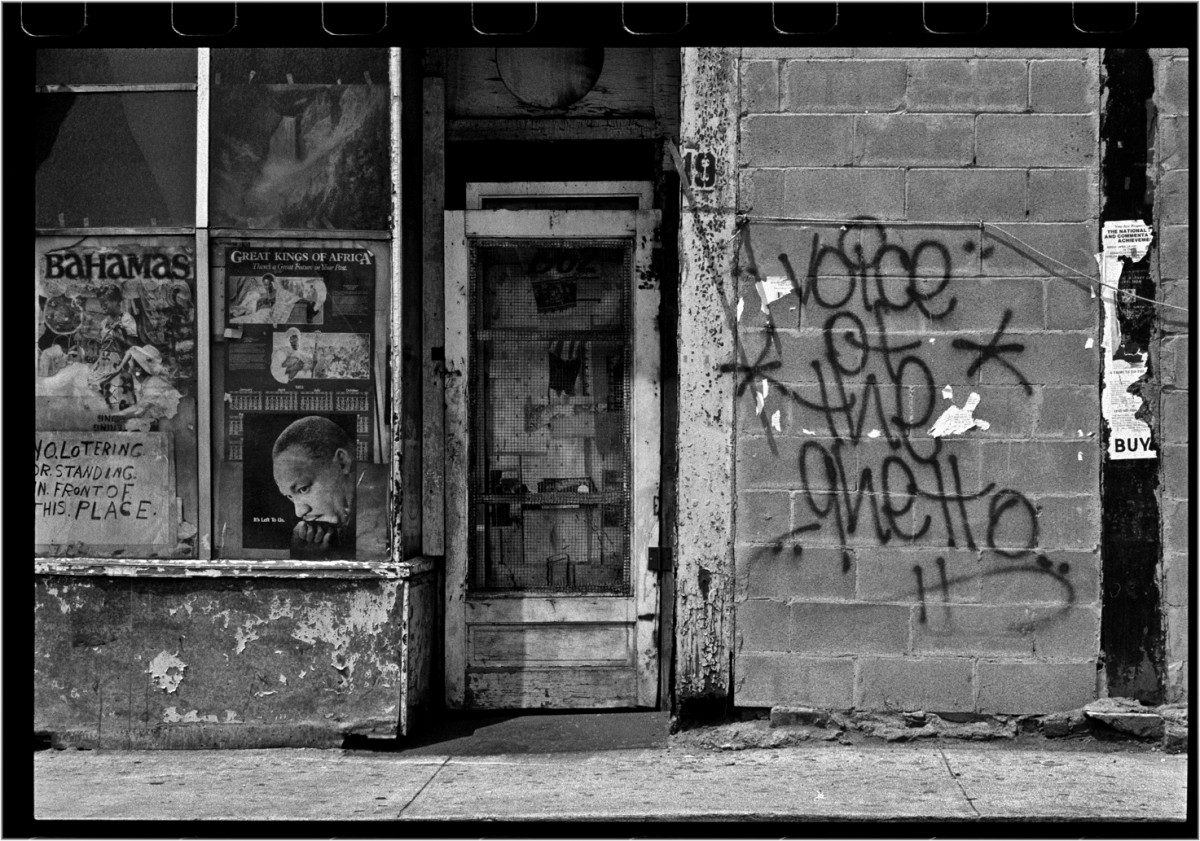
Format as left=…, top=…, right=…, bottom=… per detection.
left=674, top=48, right=740, bottom=708
left=34, top=574, right=434, bottom=748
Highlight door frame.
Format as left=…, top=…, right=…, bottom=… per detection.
left=443, top=208, right=662, bottom=708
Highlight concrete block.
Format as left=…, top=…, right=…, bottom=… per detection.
left=907, top=383, right=1039, bottom=439
left=782, top=385, right=846, bottom=439
left=1158, top=58, right=1190, bottom=116
left=977, top=660, right=1097, bottom=714
left=783, top=167, right=906, bottom=220
left=739, top=168, right=785, bottom=217
left=856, top=656, right=975, bottom=711
left=835, top=222, right=983, bottom=279
left=957, top=332, right=1098, bottom=389
left=977, top=48, right=1094, bottom=59
left=736, top=491, right=792, bottom=544
left=1159, top=336, right=1190, bottom=389
left=1162, top=443, right=1189, bottom=501
left=918, top=276, right=1045, bottom=333
left=737, top=435, right=808, bottom=490
left=907, top=168, right=1027, bottom=221
left=742, top=115, right=854, bottom=167
left=741, top=61, right=779, bottom=114
left=1030, top=60, right=1095, bottom=113
left=914, top=604, right=1037, bottom=656
left=736, top=599, right=791, bottom=651
left=1159, top=225, right=1189, bottom=281
left=1161, top=389, right=1189, bottom=445
left=976, top=114, right=1097, bottom=167
left=856, top=47, right=976, bottom=58
left=1027, top=169, right=1095, bottom=222
left=792, top=493, right=918, bottom=549
left=856, top=547, right=982, bottom=604
left=1160, top=279, right=1189, bottom=336
left=734, top=653, right=855, bottom=709
left=1031, top=605, right=1101, bottom=659
left=1044, top=271, right=1099, bottom=331
left=907, top=60, right=1028, bottom=113
left=789, top=601, right=912, bottom=655
left=740, top=545, right=857, bottom=600
left=1162, top=499, right=1189, bottom=557
left=1164, top=551, right=1189, bottom=609
left=742, top=48, right=855, bottom=60
left=981, top=221, right=1096, bottom=277
left=854, top=115, right=975, bottom=167
left=782, top=60, right=907, bottom=113
left=1157, top=115, right=1190, bottom=171
left=978, top=441, right=1100, bottom=496
left=979, top=550, right=1100, bottom=607
left=1036, top=385, right=1100, bottom=438
left=1033, top=496, right=1103, bottom=552
left=1159, top=169, right=1189, bottom=227
left=1168, top=606, right=1189, bottom=664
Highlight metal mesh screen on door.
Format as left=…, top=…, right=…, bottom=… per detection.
left=468, top=238, right=633, bottom=595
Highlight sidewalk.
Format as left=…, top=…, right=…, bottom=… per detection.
left=33, top=741, right=1189, bottom=823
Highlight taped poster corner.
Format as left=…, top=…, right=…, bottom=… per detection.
left=755, top=276, right=793, bottom=314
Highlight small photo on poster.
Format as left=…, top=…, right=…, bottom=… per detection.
left=228, top=274, right=327, bottom=327
left=242, top=413, right=358, bottom=560
left=269, top=330, right=370, bottom=383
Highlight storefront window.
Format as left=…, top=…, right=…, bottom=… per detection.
left=36, top=93, right=197, bottom=229
left=36, top=47, right=395, bottom=566
left=209, top=49, right=391, bottom=230
left=36, top=48, right=198, bottom=86
left=35, top=236, right=200, bottom=557
left=209, top=239, right=392, bottom=560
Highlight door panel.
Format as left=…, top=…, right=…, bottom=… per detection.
left=444, top=209, right=661, bottom=709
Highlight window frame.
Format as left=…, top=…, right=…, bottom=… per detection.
left=36, top=47, right=406, bottom=579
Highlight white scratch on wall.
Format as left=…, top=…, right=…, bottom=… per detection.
left=147, top=651, right=188, bottom=694
left=929, top=392, right=991, bottom=438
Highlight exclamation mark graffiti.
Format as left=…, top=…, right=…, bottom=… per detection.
left=936, top=556, right=950, bottom=602
left=913, top=565, right=927, bottom=623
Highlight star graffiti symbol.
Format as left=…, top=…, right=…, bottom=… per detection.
left=951, top=310, right=1032, bottom=395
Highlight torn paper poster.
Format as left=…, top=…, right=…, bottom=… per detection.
left=929, top=392, right=991, bottom=438
left=753, top=378, right=769, bottom=415
left=755, top=276, right=794, bottom=314
left=1099, top=220, right=1157, bottom=461
left=770, top=410, right=781, bottom=432
left=941, top=384, right=954, bottom=400
left=1103, top=348, right=1157, bottom=460
left=736, top=297, right=744, bottom=323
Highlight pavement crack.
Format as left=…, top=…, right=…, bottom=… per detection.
left=396, top=755, right=449, bottom=818
left=938, top=747, right=981, bottom=819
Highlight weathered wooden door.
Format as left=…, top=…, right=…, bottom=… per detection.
left=444, top=209, right=661, bottom=709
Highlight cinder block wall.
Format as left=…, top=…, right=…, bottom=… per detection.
left=1153, top=49, right=1189, bottom=704
left=732, top=48, right=1105, bottom=715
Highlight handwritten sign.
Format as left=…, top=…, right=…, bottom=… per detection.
left=35, top=432, right=173, bottom=547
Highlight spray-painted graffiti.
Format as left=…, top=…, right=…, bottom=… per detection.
left=729, top=220, right=1040, bottom=559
